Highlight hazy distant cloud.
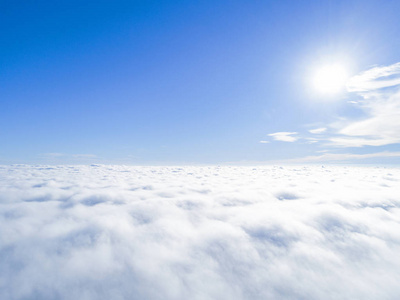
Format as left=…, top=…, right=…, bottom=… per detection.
left=268, top=132, right=298, bottom=142
left=309, top=127, right=326, bottom=134
left=42, top=152, right=65, bottom=157
left=327, top=134, right=400, bottom=148
left=305, top=138, right=318, bottom=144
left=1, top=165, right=400, bottom=299
left=284, top=151, right=400, bottom=163
left=71, top=154, right=98, bottom=158
left=259, top=140, right=270, bottom=144
left=41, top=153, right=97, bottom=158
left=40, top=153, right=98, bottom=161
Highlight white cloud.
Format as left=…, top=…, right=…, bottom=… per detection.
left=1, top=165, right=400, bottom=299
left=261, top=63, right=400, bottom=153
left=268, top=132, right=298, bottom=142
left=259, top=140, right=270, bottom=144
left=309, top=127, right=326, bottom=134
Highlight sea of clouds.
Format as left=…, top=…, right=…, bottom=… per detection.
left=1, top=164, right=400, bottom=300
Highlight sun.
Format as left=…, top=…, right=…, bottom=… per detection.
left=312, top=64, right=349, bottom=95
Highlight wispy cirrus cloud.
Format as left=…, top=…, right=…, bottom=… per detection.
left=326, top=63, right=400, bottom=148
left=346, top=62, right=400, bottom=92
left=332, top=94, right=400, bottom=147
left=268, top=132, right=298, bottom=142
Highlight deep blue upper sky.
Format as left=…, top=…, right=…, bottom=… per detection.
left=1, top=0, right=400, bottom=164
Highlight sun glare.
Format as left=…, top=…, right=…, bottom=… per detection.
left=312, top=64, right=349, bottom=95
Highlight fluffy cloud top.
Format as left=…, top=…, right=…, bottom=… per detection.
left=1, top=165, right=400, bottom=300
left=268, top=132, right=298, bottom=142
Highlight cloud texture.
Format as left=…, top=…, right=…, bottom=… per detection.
left=1, top=165, right=400, bottom=299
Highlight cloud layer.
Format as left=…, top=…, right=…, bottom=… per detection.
left=1, top=165, right=400, bottom=299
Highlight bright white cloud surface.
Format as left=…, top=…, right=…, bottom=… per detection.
left=1, top=165, right=400, bottom=299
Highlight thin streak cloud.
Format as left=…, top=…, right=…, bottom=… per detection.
left=309, top=127, right=327, bottom=134
left=268, top=132, right=299, bottom=142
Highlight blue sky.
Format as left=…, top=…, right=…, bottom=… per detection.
left=1, top=0, right=400, bottom=164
